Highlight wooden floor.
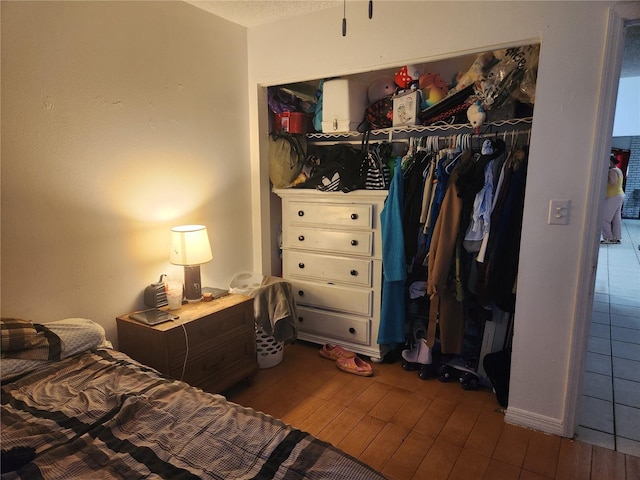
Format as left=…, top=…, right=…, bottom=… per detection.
left=223, top=340, right=640, bottom=480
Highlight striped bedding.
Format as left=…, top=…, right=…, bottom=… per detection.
left=1, top=348, right=386, bottom=479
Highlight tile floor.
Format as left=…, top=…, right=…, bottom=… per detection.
left=576, top=219, right=640, bottom=456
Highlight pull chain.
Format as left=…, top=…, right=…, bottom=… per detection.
left=342, top=0, right=347, bottom=36
left=341, top=1, right=373, bottom=37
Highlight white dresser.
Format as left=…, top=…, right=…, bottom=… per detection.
left=274, top=188, right=389, bottom=361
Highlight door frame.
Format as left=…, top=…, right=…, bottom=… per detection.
left=564, top=3, right=640, bottom=438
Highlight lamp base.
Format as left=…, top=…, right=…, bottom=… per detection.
left=183, top=265, right=203, bottom=302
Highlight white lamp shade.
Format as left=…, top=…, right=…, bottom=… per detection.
left=170, top=225, right=213, bottom=266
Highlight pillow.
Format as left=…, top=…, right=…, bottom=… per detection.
left=1, top=318, right=48, bottom=352
left=1, top=318, right=111, bottom=381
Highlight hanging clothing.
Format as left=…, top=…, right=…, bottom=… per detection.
left=424, top=149, right=455, bottom=252
left=403, top=148, right=431, bottom=262
left=426, top=162, right=466, bottom=354
left=477, top=147, right=529, bottom=312
left=419, top=158, right=436, bottom=225
left=378, top=157, right=406, bottom=345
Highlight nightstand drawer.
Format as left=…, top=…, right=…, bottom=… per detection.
left=166, top=307, right=253, bottom=358
left=296, top=306, right=370, bottom=345
left=291, top=280, right=372, bottom=316
left=283, top=250, right=372, bottom=287
left=285, top=226, right=373, bottom=256
left=169, top=334, right=256, bottom=391
left=286, top=201, right=372, bottom=228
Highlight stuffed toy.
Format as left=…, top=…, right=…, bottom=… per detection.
left=419, top=72, right=449, bottom=108
left=367, top=76, right=396, bottom=104
left=467, top=100, right=486, bottom=134
left=394, top=65, right=420, bottom=90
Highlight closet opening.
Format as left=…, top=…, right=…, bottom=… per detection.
left=263, top=41, right=540, bottom=408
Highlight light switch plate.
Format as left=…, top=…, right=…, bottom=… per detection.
left=548, top=199, right=571, bottom=225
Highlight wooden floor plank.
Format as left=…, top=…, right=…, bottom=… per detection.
left=224, top=341, right=640, bottom=480
left=555, top=437, right=593, bottom=480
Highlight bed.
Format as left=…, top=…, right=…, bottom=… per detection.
left=1, top=318, right=386, bottom=479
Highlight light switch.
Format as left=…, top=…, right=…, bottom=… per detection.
left=548, top=199, right=571, bottom=225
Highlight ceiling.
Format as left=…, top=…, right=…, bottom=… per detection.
left=185, top=2, right=639, bottom=78
left=184, top=0, right=341, bottom=28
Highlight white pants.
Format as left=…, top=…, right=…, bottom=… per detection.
left=601, top=194, right=624, bottom=241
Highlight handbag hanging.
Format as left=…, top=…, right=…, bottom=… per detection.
left=358, top=95, right=394, bottom=132
left=359, top=130, right=390, bottom=190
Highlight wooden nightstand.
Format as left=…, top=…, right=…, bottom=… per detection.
left=116, top=294, right=258, bottom=393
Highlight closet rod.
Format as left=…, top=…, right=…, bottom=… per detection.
left=417, top=128, right=531, bottom=148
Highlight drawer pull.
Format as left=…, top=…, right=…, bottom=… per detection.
left=298, top=263, right=305, bottom=269
left=350, top=269, right=358, bottom=276
left=350, top=239, right=359, bottom=246
left=350, top=213, right=359, bottom=220
left=298, top=235, right=305, bottom=242
left=298, top=290, right=305, bottom=297
left=204, top=356, right=224, bottom=371
left=349, top=327, right=356, bottom=334
left=298, top=316, right=304, bottom=323
left=298, top=210, right=305, bottom=217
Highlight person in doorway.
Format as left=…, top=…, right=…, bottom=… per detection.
left=601, top=154, right=624, bottom=244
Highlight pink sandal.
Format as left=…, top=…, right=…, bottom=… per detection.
left=319, top=343, right=356, bottom=361
left=336, top=356, right=373, bottom=377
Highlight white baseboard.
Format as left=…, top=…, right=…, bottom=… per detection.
left=505, top=407, right=567, bottom=437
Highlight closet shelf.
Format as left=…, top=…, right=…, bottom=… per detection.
left=306, top=117, right=533, bottom=140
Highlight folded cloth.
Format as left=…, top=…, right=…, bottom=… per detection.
left=0, top=319, right=60, bottom=361
left=246, top=276, right=297, bottom=343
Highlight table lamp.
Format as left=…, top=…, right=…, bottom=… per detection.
left=170, top=225, right=213, bottom=302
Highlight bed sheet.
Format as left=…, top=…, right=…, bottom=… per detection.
left=1, top=348, right=386, bottom=479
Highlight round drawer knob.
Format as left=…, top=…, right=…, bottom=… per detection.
left=298, top=290, right=304, bottom=297
left=298, top=235, right=305, bottom=242
left=350, top=239, right=359, bottom=246
left=298, top=316, right=304, bottom=323
left=298, top=210, right=304, bottom=217
left=350, top=213, right=358, bottom=220
left=350, top=269, right=358, bottom=276
left=298, top=263, right=305, bottom=269
left=349, top=327, right=356, bottom=334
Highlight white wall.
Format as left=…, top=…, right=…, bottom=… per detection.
left=246, top=1, right=633, bottom=436
left=1, top=1, right=253, bottom=346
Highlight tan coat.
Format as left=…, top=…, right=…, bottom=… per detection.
left=426, top=158, right=468, bottom=354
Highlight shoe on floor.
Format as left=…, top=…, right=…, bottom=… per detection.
left=336, top=356, right=373, bottom=377
left=319, top=343, right=356, bottom=361
left=600, top=239, right=615, bottom=244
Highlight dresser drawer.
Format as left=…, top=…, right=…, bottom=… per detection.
left=286, top=201, right=372, bottom=228
left=283, top=250, right=372, bottom=287
left=291, top=280, right=372, bottom=316
left=285, top=226, right=373, bottom=256
left=296, top=306, right=370, bottom=345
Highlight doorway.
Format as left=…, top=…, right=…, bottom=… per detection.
left=575, top=22, right=640, bottom=457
